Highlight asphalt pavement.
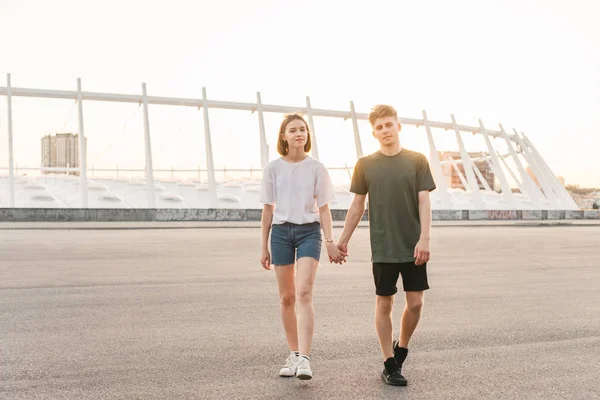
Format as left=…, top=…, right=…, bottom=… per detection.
left=1, top=225, right=599, bottom=399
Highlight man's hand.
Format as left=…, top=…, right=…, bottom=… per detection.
left=336, top=241, right=348, bottom=257
left=414, top=238, right=430, bottom=265
left=326, top=242, right=347, bottom=264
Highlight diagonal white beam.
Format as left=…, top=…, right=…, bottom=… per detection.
left=479, top=120, right=517, bottom=208
left=472, top=162, right=492, bottom=192
left=423, top=110, right=451, bottom=209
left=499, top=124, right=542, bottom=208
left=512, top=128, right=559, bottom=208
left=452, top=115, right=484, bottom=208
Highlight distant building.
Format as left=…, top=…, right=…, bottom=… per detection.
left=41, top=133, right=86, bottom=176
left=568, top=190, right=600, bottom=210
left=438, top=151, right=495, bottom=191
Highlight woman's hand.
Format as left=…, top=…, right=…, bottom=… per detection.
left=326, top=241, right=347, bottom=264
left=261, top=248, right=271, bottom=270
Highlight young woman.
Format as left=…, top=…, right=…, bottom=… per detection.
left=260, top=113, right=346, bottom=380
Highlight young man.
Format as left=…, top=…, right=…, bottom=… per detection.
left=337, top=104, right=436, bottom=386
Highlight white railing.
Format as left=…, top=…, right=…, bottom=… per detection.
left=1, top=73, right=578, bottom=210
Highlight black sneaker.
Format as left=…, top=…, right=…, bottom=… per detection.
left=381, top=357, right=408, bottom=386
left=381, top=369, right=408, bottom=386
left=392, top=341, right=409, bottom=367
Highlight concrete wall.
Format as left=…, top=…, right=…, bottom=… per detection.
left=1, top=208, right=599, bottom=222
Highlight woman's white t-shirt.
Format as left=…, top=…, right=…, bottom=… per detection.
left=260, top=156, right=336, bottom=225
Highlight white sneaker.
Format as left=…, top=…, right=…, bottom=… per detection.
left=279, top=353, right=298, bottom=377
left=296, top=357, right=313, bottom=380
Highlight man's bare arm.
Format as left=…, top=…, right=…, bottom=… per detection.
left=337, top=194, right=367, bottom=252
left=414, top=190, right=431, bottom=265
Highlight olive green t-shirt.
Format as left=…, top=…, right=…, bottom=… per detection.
left=350, top=149, right=436, bottom=263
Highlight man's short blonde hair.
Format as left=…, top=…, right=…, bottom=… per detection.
left=368, top=104, right=398, bottom=126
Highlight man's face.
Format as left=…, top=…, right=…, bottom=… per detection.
left=372, top=116, right=401, bottom=147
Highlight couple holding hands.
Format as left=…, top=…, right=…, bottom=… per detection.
left=260, top=104, right=436, bottom=386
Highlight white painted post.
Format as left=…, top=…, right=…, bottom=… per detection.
left=497, top=152, right=522, bottom=190
left=350, top=101, right=363, bottom=159
left=423, top=111, right=451, bottom=208
left=141, top=83, right=156, bottom=208
left=451, top=115, right=484, bottom=208
left=520, top=133, right=579, bottom=209
left=472, top=162, right=492, bottom=192
left=305, top=96, right=319, bottom=160
left=76, top=78, right=88, bottom=208
left=479, top=120, right=517, bottom=208
left=511, top=128, right=559, bottom=208
left=484, top=159, right=502, bottom=185
left=6, top=74, right=15, bottom=207
left=447, top=156, right=470, bottom=190
left=528, top=133, right=578, bottom=209
left=256, top=92, right=269, bottom=169
left=499, top=124, right=542, bottom=208
left=202, top=87, right=218, bottom=208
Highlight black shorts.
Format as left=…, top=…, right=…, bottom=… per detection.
left=372, top=262, right=430, bottom=296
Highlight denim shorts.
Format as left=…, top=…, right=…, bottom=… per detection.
left=270, top=222, right=322, bottom=265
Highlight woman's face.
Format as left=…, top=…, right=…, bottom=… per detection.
left=282, top=119, right=308, bottom=151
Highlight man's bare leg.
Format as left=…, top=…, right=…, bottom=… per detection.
left=375, top=295, right=395, bottom=360
left=399, top=291, right=424, bottom=348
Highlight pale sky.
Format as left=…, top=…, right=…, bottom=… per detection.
left=0, top=0, right=598, bottom=187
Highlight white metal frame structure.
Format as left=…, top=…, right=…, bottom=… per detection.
left=0, top=74, right=578, bottom=210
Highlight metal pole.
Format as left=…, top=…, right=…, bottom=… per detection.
left=141, top=83, right=156, bottom=208
left=350, top=101, right=363, bottom=159
left=305, top=96, right=319, bottom=160
left=256, top=92, right=269, bottom=169
left=76, top=78, right=88, bottom=208
left=521, top=133, right=579, bottom=209
left=497, top=151, right=522, bottom=190
left=479, top=120, right=517, bottom=208
left=451, top=115, right=484, bottom=208
left=484, top=159, right=502, bottom=185
left=471, top=162, right=492, bottom=192
left=6, top=74, right=15, bottom=207
left=447, top=156, right=470, bottom=190
left=499, top=124, right=542, bottom=208
left=527, top=133, right=579, bottom=209
left=202, top=87, right=218, bottom=208
left=423, top=110, right=451, bottom=208
left=512, top=128, right=559, bottom=208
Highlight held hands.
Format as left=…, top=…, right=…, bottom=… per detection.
left=326, top=241, right=347, bottom=264
left=262, top=241, right=348, bottom=269
left=260, top=248, right=271, bottom=270
left=337, top=241, right=348, bottom=255
left=414, top=237, right=430, bottom=265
